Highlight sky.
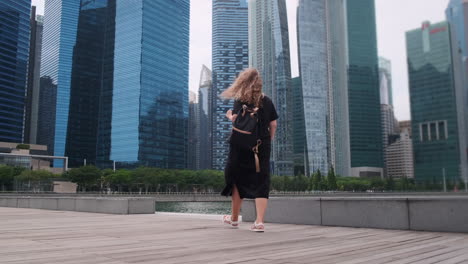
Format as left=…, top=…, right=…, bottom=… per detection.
left=31, top=0, right=450, bottom=121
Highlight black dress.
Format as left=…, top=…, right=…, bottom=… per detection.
left=221, top=95, right=279, bottom=199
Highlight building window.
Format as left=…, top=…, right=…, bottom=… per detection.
left=430, top=122, right=436, bottom=141
left=422, top=124, right=428, bottom=141
left=438, top=121, right=447, bottom=139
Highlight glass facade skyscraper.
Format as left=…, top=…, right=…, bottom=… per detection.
left=329, top=0, right=351, bottom=177
left=296, top=0, right=350, bottom=177
left=379, top=57, right=399, bottom=178
left=446, top=0, right=468, bottom=186
left=111, top=0, right=189, bottom=169
left=188, top=91, right=199, bottom=170
left=212, top=0, right=249, bottom=171
left=199, top=65, right=212, bottom=170
left=297, top=0, right=329, bottom=175
left=0, top=0, right=31, bottom=143
left=25, top=8, right=43, bottom=144
left=39, top=0, right=189, bottom=168
left=249, top=0, right=293, bottom=176
left=39, top=0, right=81, bottom=165
left=406, top=21, right=463, bottom=183
left=347, top=0, right=383, bottom=177
left=292, top=77, right=305, bottom=175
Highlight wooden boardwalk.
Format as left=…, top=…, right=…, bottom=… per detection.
left=1, top=208, right=468, bottom=264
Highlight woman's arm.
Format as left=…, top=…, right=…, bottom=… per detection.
left=226, top=110, right=238, bottom=122
left=269, top=120, right=277, bottom=140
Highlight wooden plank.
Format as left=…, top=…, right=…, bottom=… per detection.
left=1, top=207, right=468, bottom=264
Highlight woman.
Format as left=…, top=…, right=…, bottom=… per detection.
left=220, top=68, right=278, bottom=232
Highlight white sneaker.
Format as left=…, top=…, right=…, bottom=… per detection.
left=222, top=215, right=239, bottom=228
left=250, top=222, right=265, bottom=232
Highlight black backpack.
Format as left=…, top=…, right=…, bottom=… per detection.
left=230, top=104, right=262, bottom=172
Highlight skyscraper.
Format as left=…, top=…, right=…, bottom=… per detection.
left=24, top=7, right=43, bottom=144
left=198, top=65, right=213, bottom=170
left=379, top=57, right=399, bottom=177
left=329, top=0, right=351, bottom=177
left=386, top=121, right=414, bottom=179
left=446, top=0, right=468, bottom=188
left=347, top=0, right=383, bottom=177
left=406, top=21, right=464, bottom=184
left=212, top=0, right=249, bottom=170
left=297, top=0, right=329, bottom=175
left=0, top=0, right=31, bottom=143
left=291, top=77, right=305, bottom=175
left=38, top=0, right=189, bottom=169
left=249, top=0, right=293, bottom=176
left=296, top=0, right=351, bottom=177
left=188, top=91, right=199, bottom=170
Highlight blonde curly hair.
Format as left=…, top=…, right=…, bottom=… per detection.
left=220, top=68, right=263, bottom=107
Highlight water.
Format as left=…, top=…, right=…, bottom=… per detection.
left=155, top=201, right=231, bottom=215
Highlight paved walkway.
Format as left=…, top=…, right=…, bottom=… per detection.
left=1, top=208, right=468, bottom=264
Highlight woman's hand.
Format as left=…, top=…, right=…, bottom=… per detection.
left=226, top=110, right=237, bottom=122
left=226, top=109, right=233, bottom=121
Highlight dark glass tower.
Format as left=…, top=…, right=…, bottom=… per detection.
left=39, top=0, right=189, bottom=168
left=292, top=77, right=305, bottom=175
left=212, top=0, right=249, bottom=170
left=346, top=0, right=383, bottom=177
left=406, top=21, right=462, bottom=183
left=25, top=8, right=43, bottom=144
left=0, top=0, right=31, bottom=143
left=66, top=0, right=116, bottom=167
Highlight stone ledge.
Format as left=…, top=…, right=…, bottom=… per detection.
left=0, top=196, right=155, bottom=214
left=242, top=196, right=468, bottom=233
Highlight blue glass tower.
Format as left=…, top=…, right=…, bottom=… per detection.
left=39, top=0, right=189, bottom=168
left=39, top=0, right=80, bottom=164
left=111, top=0, right=189, bottom=169
left=212, top=0, right=249, bottom=170
left=0, top=0, right=31, bottom=142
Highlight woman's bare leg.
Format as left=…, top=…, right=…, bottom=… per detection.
left=255, top=198, right=268, bottom=223
left=231, top=185, right=242, bottom=221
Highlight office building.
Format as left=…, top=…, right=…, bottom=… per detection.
left=198, top=65, right=213, bottom=170
left=0, top=0, right=31, bottom=143
left=379, top=57, right=399, bottom=177
left=24, top=7, right=43, bottom=144
left=188, top=91, right=199, bottom=170
left=347, top=0, right=383, bottom=177
left=249, top=0, right=293, bottom=176
left=38, top=0, right=190, bottom=168
left=446, top=0, right=468, bottom=187
left=406, top=21, right=464, bottom=183
left=297, top=0, right=351, bottom=177
left=212, top=0, right=249, bottom=170
left=386, top=122, right=414, bottom=179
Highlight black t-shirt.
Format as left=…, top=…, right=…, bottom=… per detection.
left=233, top=95, right=278, bottom=140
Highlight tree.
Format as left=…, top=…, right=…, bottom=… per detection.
left=327, top=167, right=337, bottom=191
left=311, top=169, right=323, bottom=191
left=385, top=176, right=395, bottom=191
left=108, top=169, right=132, bottom=192
left=0, top=165, right=14, bottom=191
left=67, top=165, right=101, bottom=192
left=370, top=177, right=385, bottom=191
left=15, top=170, right=55, bottom=192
